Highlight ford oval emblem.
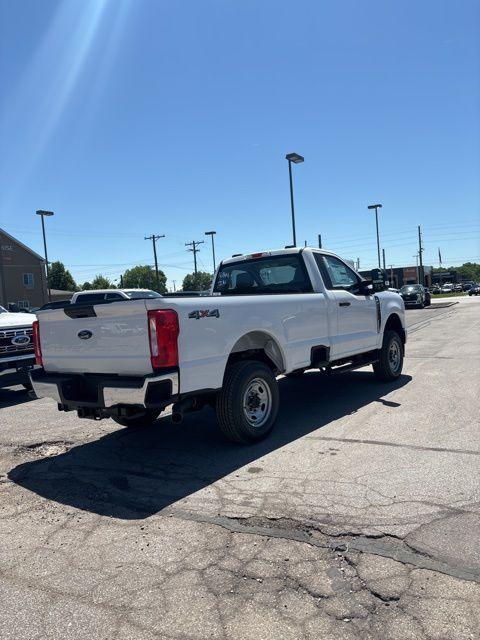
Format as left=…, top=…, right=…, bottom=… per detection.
left=78, top=330, right=93, bottom=340
left=12, top=335, right=30, bottom=346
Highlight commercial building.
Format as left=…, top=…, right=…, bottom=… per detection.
left=359, top=264, right=433, bottom=288
left=0, top=228, right=48, bottom=309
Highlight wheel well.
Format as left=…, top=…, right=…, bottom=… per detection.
left=384, top=313, right=406, bottom=344
left=226, top=331, right=285, bottom=374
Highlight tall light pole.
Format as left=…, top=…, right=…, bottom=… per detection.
left=145, top=234, right=165, bottom=291
left=367, top=203, right=382, bottom=268
left=205, top=230, right=217, bottom=271
left=36, top=210, right=54, bottom=302
left=285, top=152, right=304, bottom=246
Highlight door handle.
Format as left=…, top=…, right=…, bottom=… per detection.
left=339, top=302, right=351, bottom=307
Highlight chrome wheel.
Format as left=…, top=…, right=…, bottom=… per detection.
left=388, top=338, right=401, bottom=374
left=242, top=377, right=272, bottom=427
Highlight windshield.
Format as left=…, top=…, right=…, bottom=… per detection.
left=124, top=290, right=162, bottom=299
left=214, top=254, right=312, bottom=295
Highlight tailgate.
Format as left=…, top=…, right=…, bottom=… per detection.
left=38, top=300, right=153, bottom=375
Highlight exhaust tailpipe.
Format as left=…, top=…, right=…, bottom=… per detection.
left=171, top=397, right=197, bottom=424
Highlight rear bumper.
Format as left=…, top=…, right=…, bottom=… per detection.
left=30, top=368, right=179, bottom=410
left=0, top=354, right=36, bottom=388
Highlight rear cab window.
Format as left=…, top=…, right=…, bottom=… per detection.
left=214, top=254, right=313, bottom=295
left=74, top=293, right=106, bottom=304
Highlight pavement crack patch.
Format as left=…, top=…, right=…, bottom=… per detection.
left=166, top=508, right=480, bottom=585
left=15, top=441, right=73, bottom=458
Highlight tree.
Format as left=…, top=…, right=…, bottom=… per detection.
left=456, top=262, right=480, bottom=282
left=434, top=262, right=480, bottom=282
left=121, top=265, right=167, bottom=293
left=182, top=271, right=212, bottom=291
left=81, top=282, right=92, bottom=291
left=90, top=275, right=112, bottom=289
left=48, top=261, right=77, bottom=291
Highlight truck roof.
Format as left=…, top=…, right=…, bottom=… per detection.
left=220, top=247, right=338, bottom=266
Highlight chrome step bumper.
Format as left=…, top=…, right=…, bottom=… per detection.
left=30, top=368, right=179, bottom=410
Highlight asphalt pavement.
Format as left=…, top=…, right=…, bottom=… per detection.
left=0, top=297, right=479, bottom=640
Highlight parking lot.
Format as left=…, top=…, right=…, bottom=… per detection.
left=1, top=297, right=479, bottom=640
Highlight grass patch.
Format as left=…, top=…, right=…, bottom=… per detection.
left=431, top=291, right=468, bottom=298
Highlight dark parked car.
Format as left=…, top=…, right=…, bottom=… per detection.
left=400, top=284, right=431, bottom=308
left=468, top=284, right=480, bottom=296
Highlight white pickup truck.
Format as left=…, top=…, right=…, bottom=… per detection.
left=0, top=306, right=36, bottom=390
left=31, top=248, right=406, bottom=443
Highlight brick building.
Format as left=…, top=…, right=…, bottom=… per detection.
left=0, top=228, right=48, bottom=309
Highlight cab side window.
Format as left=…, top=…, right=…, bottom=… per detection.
left=315, top=254, right=361, bottom=294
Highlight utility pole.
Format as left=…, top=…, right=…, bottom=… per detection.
left=318, top=234, right=322, bottom=249
left=172, top=280, right=176, bottom=292
left=186, top=240, right=204, bottom=275
left=145, top=234, right=165, bottom=291
left=382, top=248, right=386, bottom=272
left=413, top=253, right=419, bottom=283
left=418, top=225, right=424, bottom=285
left=389, top=264, right=394, bottom=288
left=120, top=274, right=124, bottom=288
left=356, top=258, right=360, bottom=271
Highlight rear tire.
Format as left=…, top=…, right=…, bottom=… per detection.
left=373, top=330, right=403, bottom=381
left=112, top=409, right=160, bottom=428
left=216, top=360, right=279, bottom=444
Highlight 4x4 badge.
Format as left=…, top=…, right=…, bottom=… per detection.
left=188, top=309, right=220, bottom=320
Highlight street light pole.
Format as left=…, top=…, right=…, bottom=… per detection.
left=36, top=210, right=54, bottom=302
left=205, top=231, right=217, bottom=271
left=285, top=153, right=304, bottom=247
left=367, top=203, right=382, bottom=268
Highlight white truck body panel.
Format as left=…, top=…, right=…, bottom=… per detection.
left=34, top=249, right=406, bottom=397
left=38, top=302, right=152, bottom=376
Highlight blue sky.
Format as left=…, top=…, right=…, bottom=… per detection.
left=1, top=0, right=479, bottom=288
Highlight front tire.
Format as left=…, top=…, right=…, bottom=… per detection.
left=216, top=360, right=279, bottom=443
left=112, top=409, right=160, bottom=428
left=373, top=330, right=404, bottom=381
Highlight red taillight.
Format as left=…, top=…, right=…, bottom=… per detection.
left=148, top=309, right=179, bottom=369
left=32, top=320, right=43, bottom=366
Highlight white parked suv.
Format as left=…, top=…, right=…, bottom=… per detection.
left=71, top=289, right=162, bottom=304
left=31, top=248, right=406, bottom=443
left=0, top=306, right=36, bottom=389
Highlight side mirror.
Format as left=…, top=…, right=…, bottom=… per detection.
left=359, top=279, right=374, bottom=295
left=370, top=268, right=387, bottom=292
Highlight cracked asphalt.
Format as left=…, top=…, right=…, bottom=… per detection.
left=0, top=297, right=479, bottom=639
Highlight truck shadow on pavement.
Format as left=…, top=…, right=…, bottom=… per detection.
left=0, top=386, right=33, bottom=409
left=9, top=371, right=411, bottom=519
